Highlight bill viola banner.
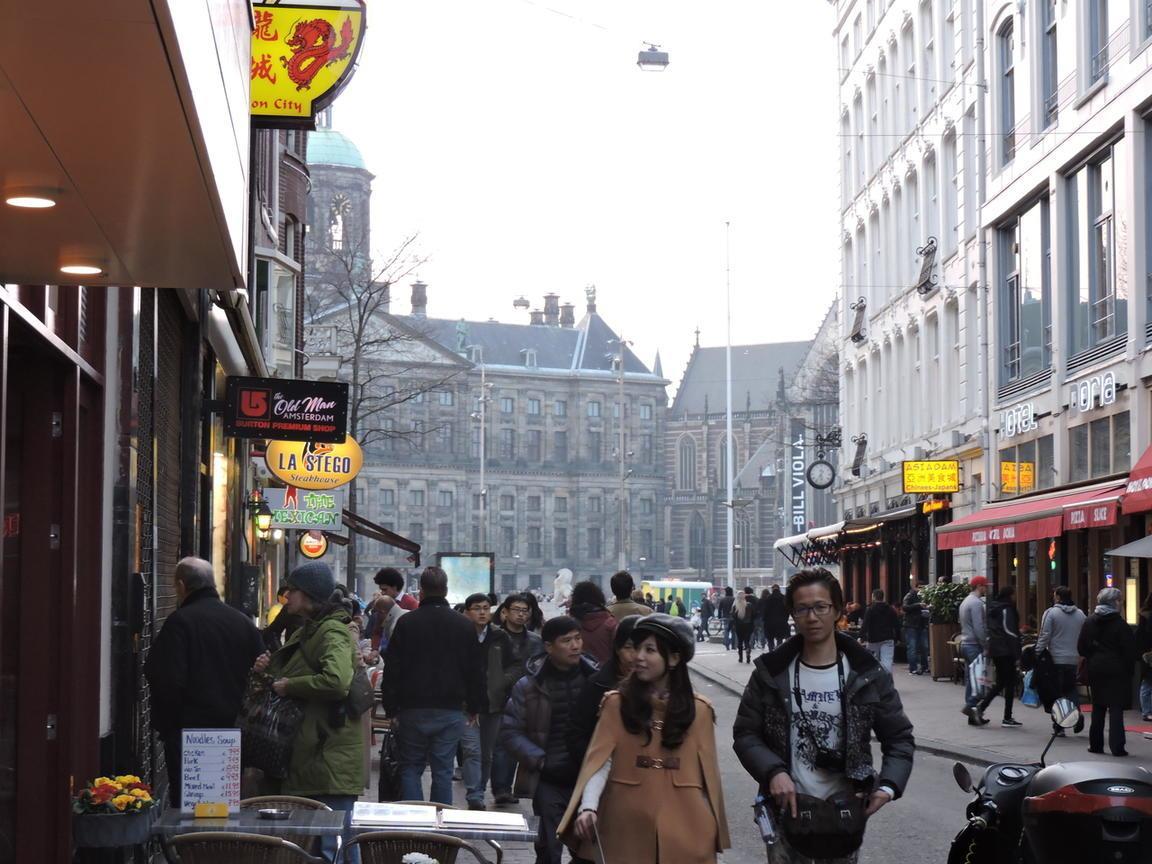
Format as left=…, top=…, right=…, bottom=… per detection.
left=251, top=0, right=367, bottom=128
left=263, top=487, right=345, bottom=531
left=224, top=376, right=349, bottom=442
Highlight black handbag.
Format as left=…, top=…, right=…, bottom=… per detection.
left=237, top=675, right=305, bottom=779
left=377, top=726, right=402, bottom=802
left=345, top=666, right=375, bottom=718
left=778, top=793, right=867, bottom=859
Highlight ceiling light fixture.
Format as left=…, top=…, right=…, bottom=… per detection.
left=5, top=193, right=56, bottom=209
left=60, top=263, right=105, bottom=276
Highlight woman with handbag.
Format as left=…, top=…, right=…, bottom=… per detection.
left=1078, top=587, right=1138, bottom=756
left=733, top=568, right=915, bottom=864
left=252, top=561, right=363, bottom=860
left=558, top=614, right=730, bottom=863
left=974, top=586, right=1023, bottom=728
left=1034, top=586, right=1086, bottom=734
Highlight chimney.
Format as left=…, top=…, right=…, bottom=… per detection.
left=529, top=309, right=545, bottom=325
left=585, top=284, right=597, bottom=314
left=543, top=293, right=560, bottom=326
left=559, top=302, right=575, bottom=327
left=410, top=280, right=427, bottom=317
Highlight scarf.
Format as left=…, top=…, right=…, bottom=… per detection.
left=1094, top=604, right=1119, bottom=616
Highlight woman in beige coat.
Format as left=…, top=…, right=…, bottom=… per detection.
left=558, top=614, right=730, bottom=863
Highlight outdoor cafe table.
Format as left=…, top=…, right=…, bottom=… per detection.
left=153, top=807, right=349, bottom=837
left=349, top=810, right=539, bottom=864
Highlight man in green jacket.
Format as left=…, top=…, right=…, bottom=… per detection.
left=255, top=562, right=362, bottom=860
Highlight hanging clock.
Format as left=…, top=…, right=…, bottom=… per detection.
left=806, top=459, right=836, bottom=490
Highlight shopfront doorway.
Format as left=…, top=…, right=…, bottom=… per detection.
left=0, top=313, right=103, bottom=864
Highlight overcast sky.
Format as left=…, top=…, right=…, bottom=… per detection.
left=335, top=0, right=840, bottom=391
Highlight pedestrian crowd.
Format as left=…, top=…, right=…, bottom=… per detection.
left=143, top=550, right=1152, bottom=863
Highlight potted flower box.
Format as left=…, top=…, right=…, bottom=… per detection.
left=921, top=582, right=969, bottom=681
left=72, top=774, right=158, bottom=849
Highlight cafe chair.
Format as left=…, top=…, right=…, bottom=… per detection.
left=168, top=831, right=324, bottom=864
left=239, top=796, right=333, bottom=856
left=343, top=830, right=489, bottom=864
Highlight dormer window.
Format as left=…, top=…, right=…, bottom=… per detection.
left=521, top=348, right=537, bottom=368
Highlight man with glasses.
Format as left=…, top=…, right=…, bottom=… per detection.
left=492, top=593, right=543, bottom=804
left=733, top=568, right=915, bottom=863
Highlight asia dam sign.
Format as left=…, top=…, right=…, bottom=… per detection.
left=265, top=437, right=363, bottom=490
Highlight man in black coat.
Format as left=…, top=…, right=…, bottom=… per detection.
left=144, top=557, right=265, bottom=806
left=381, top=566, right=486, bottom=805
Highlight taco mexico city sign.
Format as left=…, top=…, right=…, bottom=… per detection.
left=251, top=0, right=367, bottom=128
left=265, top=438, right=363, bottom=490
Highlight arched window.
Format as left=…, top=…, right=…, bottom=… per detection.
left=677, top=436, right=697, bottom=491
left=330, top=194, right=350, bottom=251
left=717, top=433, right=738, bottom=491
left=998, top=19, right=1015, bottom=163
left=688, top=512, right=707, bottom=570
left=734, top=514, right=751, bottom=569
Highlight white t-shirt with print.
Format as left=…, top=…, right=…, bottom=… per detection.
left=789, top=657, right=853, bottom=800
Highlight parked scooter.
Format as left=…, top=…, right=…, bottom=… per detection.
left=947, top=698, right=1152, bottom=863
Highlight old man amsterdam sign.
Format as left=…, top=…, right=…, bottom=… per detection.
left=265, top=437, right=363, bottom=490
left=224, top=376, right=348, bottom=443
left=251, top=0, right=367, bottom=127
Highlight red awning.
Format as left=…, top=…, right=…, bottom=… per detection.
left=1122, top=443, right=1152, bottom=514
left=1063, top=486, right=1123, bottom=531
left=937, top=482, right=1126, bottom=550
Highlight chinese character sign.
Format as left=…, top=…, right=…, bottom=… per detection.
left=902, top=460, right=960, bottom=494
left=251, top=1, right=366, bottom=125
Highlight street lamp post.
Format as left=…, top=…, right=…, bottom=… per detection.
left=639, top=556, right=647, bottom=580
left=469, top=350, right=492, bottom=551
left=724, top=222, right=734, bottom=591
left=611, top=337, right=633, bottom=571
left=513, top=553, right=521, bottom=589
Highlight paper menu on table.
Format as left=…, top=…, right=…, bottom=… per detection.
left=351, top=802, right=438, bottom=827
left=438, top=809, right=528, bottom=830
left=181, top=729, right=241, bottom=815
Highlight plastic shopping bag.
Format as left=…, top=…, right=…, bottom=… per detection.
left=1020, top=669, right=1040, bottom=708
left=969, top=653, right=990, bottom=701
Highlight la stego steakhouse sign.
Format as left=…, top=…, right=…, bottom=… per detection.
left=224, top=376, right=349, bottom=443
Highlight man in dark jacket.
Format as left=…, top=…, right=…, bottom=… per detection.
left=491, top=593, right=543, bottom=804
left=763, top=585, right=789, bottom=650
left=499, top=616, right=596, bottom=864
left=860, top=589, right=900, bottom=673
left=460, top=593, right=519, bottom=810
left=381, top=566, right=486, bottom=805
left=902, top=581, right=930, bottom=675
left=734, top=568, right=914, bottom=861
left=718, top=585, right=736, bottom=650
left=144, top=557, right=264, bottom=806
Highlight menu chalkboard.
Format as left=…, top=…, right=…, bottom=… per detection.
left=181, top=729, right=242, bottom=815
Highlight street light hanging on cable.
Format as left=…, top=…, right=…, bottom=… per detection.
left=637, top=42, right=669, bottom=71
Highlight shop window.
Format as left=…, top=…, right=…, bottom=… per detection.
left=999, top=435, right=1054, bottom=495
left=998, top=197, right=1051, bottom=383
left=1069, top=411, right=1129, bottom=481
left=1067, top=141, right=1126, bottom=356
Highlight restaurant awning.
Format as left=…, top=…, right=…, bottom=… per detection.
left=936, top=481, right=1125, bottom=551
left=1122, top=443, right=1152, bottom=514
left=843, top=505, right=918, bottom=533
left=1105, top=536, right=1152, bottom=558
left=342, top=509, right=422, bottom=566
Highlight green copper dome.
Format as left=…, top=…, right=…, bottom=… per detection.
left=307, top=128, right=367, bottom=170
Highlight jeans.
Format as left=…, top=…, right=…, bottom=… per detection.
left=1140, top=676, right=1152, bottom=718
left=699, top=615, right=711, bottom=641
left=397, top=708, right=467, bottom=805
left=1090, top=698, right=1127, bottom=754
left=978, top=654, right=1017, bottom=720
left=533, top=779, right=593, bottom=864
left=461, top=713, right=502, bottom=804
left=904, top=627, right=929, bottom=673
left=866, top=640, right=894, bottom=673
left=490, top=726, right=517, bottom=796
left=724, top=617, right=735, bottom=650
left=961, top=643, right=983, bottom=709
left=312, top=794, right=359, bottom=864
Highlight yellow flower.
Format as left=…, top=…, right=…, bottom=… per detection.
left=130, top=788, right=151, bottom=800
left=112, top=795, right=136, bottom=812
left=93, top=777, right=117, bottom=788
left=115, top=775, right=142, bottom=785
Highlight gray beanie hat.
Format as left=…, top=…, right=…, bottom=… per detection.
left=286, top=561, right=336, bottom=603
left=632, top=613, right=696, bottom=662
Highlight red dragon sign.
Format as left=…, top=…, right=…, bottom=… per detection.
left=281, top=16, right=356, bottom=92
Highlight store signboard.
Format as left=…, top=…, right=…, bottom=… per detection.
left=1000, top=461, right=1035, bottom=494
left=224, top=376, right=348, bottom=442
left=265, top=437, right=363, bottom=490
left=902, top=460, right=960, bottom=494
left=251, top=0, right=367, bottom=127
left=264, top=487, right=344, bottom=531
left=299, top=531, right=329, bottom=558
